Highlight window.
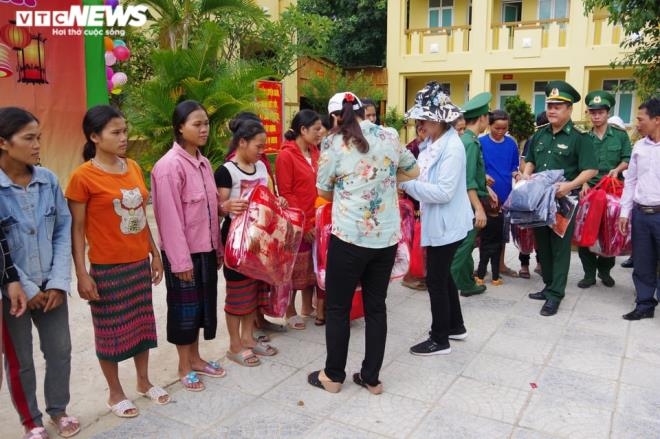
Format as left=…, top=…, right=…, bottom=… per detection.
left=429, top=0, right=453, bottom=28
left=539, top=0, right=568, bottom=20
left=533, top=81, right=548, bottom=115
left=498, top=83, right=518, bottom=109
left=603, top=79, right=635, bottom=124
left=502, top=1, right=522, bottom=23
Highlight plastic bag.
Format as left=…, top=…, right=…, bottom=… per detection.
left=224, top=182, right=304, bottom=285
left=408, top=219, right=426, bottom=278
left=313, top=203, right=333, bottom=290
left=350, top=290, right=364, bottom=320
left=589, top=193, right=631, bottom=257
left=572, top=187, right=607, bottom=247
left=511, top=224, right=535, bottom=254
left=259, top=283, right=293, bottom=318
left=399, top=198, right=416, bottom=248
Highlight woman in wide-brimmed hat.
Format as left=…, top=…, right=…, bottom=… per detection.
left=399, top=81, right=474, bottom=356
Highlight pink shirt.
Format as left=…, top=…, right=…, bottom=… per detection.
left=151, top=143, right=220, bottom=272
left=620, top=136, right=660, bottom=218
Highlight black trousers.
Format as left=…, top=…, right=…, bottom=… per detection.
left=426, top=240, right=464, bottom=345
left=477, top=214, right=504, bottom=279
left=324, top=235, right=397, bottom=386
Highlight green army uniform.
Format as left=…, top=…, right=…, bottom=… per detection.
left=450, top=92, right=491, bottom=294
left=526, top=81, right=597, bottom=305
left=578, top=91, right=632, bottom=286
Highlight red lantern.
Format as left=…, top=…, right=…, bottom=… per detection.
left=17, top=34, right=47, bottom=84
left=1, top=21, right=31, bottom=50
left=0, top=43, right=13, bottom=78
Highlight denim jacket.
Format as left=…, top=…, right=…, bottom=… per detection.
left=0, top=166, right=72, bottom=300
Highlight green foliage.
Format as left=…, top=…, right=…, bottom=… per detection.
left=503, top=95, right=535, bottom=147
left=382, top=107, right=405, bottom=133
left=300, top=67, right=384, bottom=115
left=127, top=23, right=274, bottom=174
left=297, top=0, right=387, bottom=67
left=583, top=0, right=660, bottom=99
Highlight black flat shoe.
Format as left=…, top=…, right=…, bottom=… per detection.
left=622, top=309, right=654, bottom=320
left=621, top=258, right=633, bottom=268
left=577, top=278, right=596, bottom=288
left=598, top=273, right=615, bottom=287
left=352, top=373, right=383, bottom=395
left=540, top=299, right=560, bottom=316
left=528, top=291, right=546, bottom=300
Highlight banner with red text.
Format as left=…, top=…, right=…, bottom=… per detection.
left=256, top=79, right=284, bottom=154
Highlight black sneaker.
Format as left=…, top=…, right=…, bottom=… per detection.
left=621, top=257, right=633, bottom=268
left=428, top=329, right=468, bottom=341
left=410, top=338, right=451, bottom=356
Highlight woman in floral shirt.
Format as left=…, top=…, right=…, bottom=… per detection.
left=308, top=92, right=418, bottom=395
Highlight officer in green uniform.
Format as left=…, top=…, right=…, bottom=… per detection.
left=577, top=90, right=632, bottom=289
left=451, top=92, right=492, bottom=296
left=522, top=81, right=598, bottom=316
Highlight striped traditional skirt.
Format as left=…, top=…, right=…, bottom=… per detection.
left=89, top=258, right=157, bottom=362
left=290, top=240, right=317, bottom=290
left=224, top=277, right=263, bottom=316
left=162, top=250, right=218, bottom=345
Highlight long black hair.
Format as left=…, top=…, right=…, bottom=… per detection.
left=82, top=105, right=124, bottom=160
left=172, top=100, right=208, bottom=145
left=284, top=109, right=320, bottom=141
left=336, top=97, right=368, bottom=153
left=0, top=107, right=39, bottom=150
left=227, top=117, right=266, bottom=156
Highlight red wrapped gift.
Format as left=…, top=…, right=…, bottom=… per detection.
left=511, top=224, right=536, bottom=254
left=350, top=290, right=364, bottom=320
left=589, top=193, right=631, bottom=257
left=224, top=182, right=304, bottom=285
left=572, top=186, right=607, bottom=247
left=260, top=282, right=292, bottom=318
left=408, top=219, right=426, bottom=278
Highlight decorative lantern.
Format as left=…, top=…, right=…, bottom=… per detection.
left=0, top=21, right=31, bottom=50
left=0, top=43, right=13, bottom=78
left=17, top=34, right=47, bottom=84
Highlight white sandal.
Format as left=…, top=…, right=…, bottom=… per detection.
left=137, top=386, right=170, bottom=405
left=106, top=399, right=139, bottom=418
left=286, top=315, right=306, bottom=330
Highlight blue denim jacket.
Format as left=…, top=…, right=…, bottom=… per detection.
left=0, top=166, right=71, bottom=300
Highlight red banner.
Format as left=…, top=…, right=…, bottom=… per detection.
left=256, top=79, right=283, bottom=154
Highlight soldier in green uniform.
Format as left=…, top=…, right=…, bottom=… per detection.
left=521, top=81, right=598, bottom=316
left=577, top=90, right=632, bottom=289
left=451, top=92, right=492, bottom=297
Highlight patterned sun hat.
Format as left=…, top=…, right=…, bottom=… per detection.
left=404, top=81, right=462, bottom=123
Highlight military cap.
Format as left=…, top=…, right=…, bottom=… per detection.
left=585, top=90, right=615, bottom=110
left=461, top=92, right=492, bottom=119
left=545, top=80, right=581, bottom=104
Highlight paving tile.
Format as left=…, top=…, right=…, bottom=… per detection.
left=556, top=326, right=626, bottom=357
left=393, top=345, right=478, bottom=376
left=626, top=337, right=660, bottom=365
left=91, top=412, right=204, bottom=439
left=409, top=406, right=513, bottom=439
left=616, top=383, right=660, bottom=423
left=379, top=360, right=455, bottom=402
left=213, top=359, right=297, bottom=396
left=547, top=345, right=622, bottom=381
left=459, top=295, right=519, bottom=314
left=510, top=297, right=574, bottom=325
left=303, top=420, right=389, bottom=439
left=208, top=397, right=319, bottom=438
left=462, top=352, right=542, bottom=391
left=482, top=332, right=556, bottom=364
left=511, top=427, right=562, bottom=439
left=535, top=366, right=617, bottom=410
left=330, top=391, right=431, bottom=437
left=565, top=312, right=629, bottom=337
left=611, top=412, right=660, bottom=439
left=497, top=315, right=564, bottom=342
left=620, top=358, right=660, bottom=391
left=261, top=335, right=326, bottom=369
left=519, top=394, right=612, bottom=439
left=437, top=377, right=529, bottom=424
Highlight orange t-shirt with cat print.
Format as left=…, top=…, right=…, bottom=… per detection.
left=65, top=159, right=151, bottom=264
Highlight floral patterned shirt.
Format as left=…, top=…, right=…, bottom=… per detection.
left=317, top=121, right=417, bottom=249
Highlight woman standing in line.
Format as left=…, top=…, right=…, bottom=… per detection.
left=67, top=105, right=170, bottom=418
left=151, top=100, right=225, bottom=392
left=399, top=82, right=474, bottom=356
left=276, top=110, right=324, bottom=328
left=0, top=107, right=79, bottom=439
left=216, top=117, right=280, bottom=367
left=308, top=92, right=418, bottom=394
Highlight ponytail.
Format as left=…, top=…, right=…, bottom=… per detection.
left=283, top=129, right=297, bottom=141
left=339, top=101, right=369, bottom=153
left=83, top=141, right=96, bottom=161
left=82, top=105, right=124, bottom=161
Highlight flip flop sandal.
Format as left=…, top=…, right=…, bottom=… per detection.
left=193, top=360, right=226, bottom=378
left=23, top=427, right=49, bottom=439
left=253, top=329, right=270, bottom=343
left=518, top=268, right=531, bottom=279
left=307, top=370, right=341, bottom=393
left=352, top=373, right=383, bottom=395
left=180, top=372, right=205, bottom=392
left=286, top=315, right=306, bottom=330
left=226, top=349, right=261, bottom=367
left=49, top=415, right=80, bottom=438
left=251, top=341, right=278, bottom=356
left=314, top=317, right=326, bottom=326
left=259, top=321, right=287, bottom=333
left=137, top=386, right=171, bottom=405
left=500, top=267, right=519, bottom=278
left=106, top=399, right=139, bottom=418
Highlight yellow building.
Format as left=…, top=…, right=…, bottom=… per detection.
left=387, top=0, right=638, bottom=136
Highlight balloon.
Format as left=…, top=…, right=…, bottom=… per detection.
left=113, top=39, right=126, bottom=47
left=104, top=37, right=114, bottom=51
left=107, top=79, right=114, bottom=92
left=104, top=51, right=116, bottom=66
left=113, top=46, right=130, bottom=62
left=112, top=72, right=127, bottom=87
left=111, top=88, right=123, bottom=95
left=105, top=66, right=114, bottom=80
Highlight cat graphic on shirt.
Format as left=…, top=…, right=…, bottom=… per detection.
left=113, top=187, right=146, bottom=234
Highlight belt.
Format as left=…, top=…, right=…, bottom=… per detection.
left=635, top=204, right=660, bottom=214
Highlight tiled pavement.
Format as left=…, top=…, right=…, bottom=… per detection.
left=2, top=241, right=659, bottom=438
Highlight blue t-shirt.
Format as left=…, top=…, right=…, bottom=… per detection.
left=479, top=134, right=520, bottom=202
